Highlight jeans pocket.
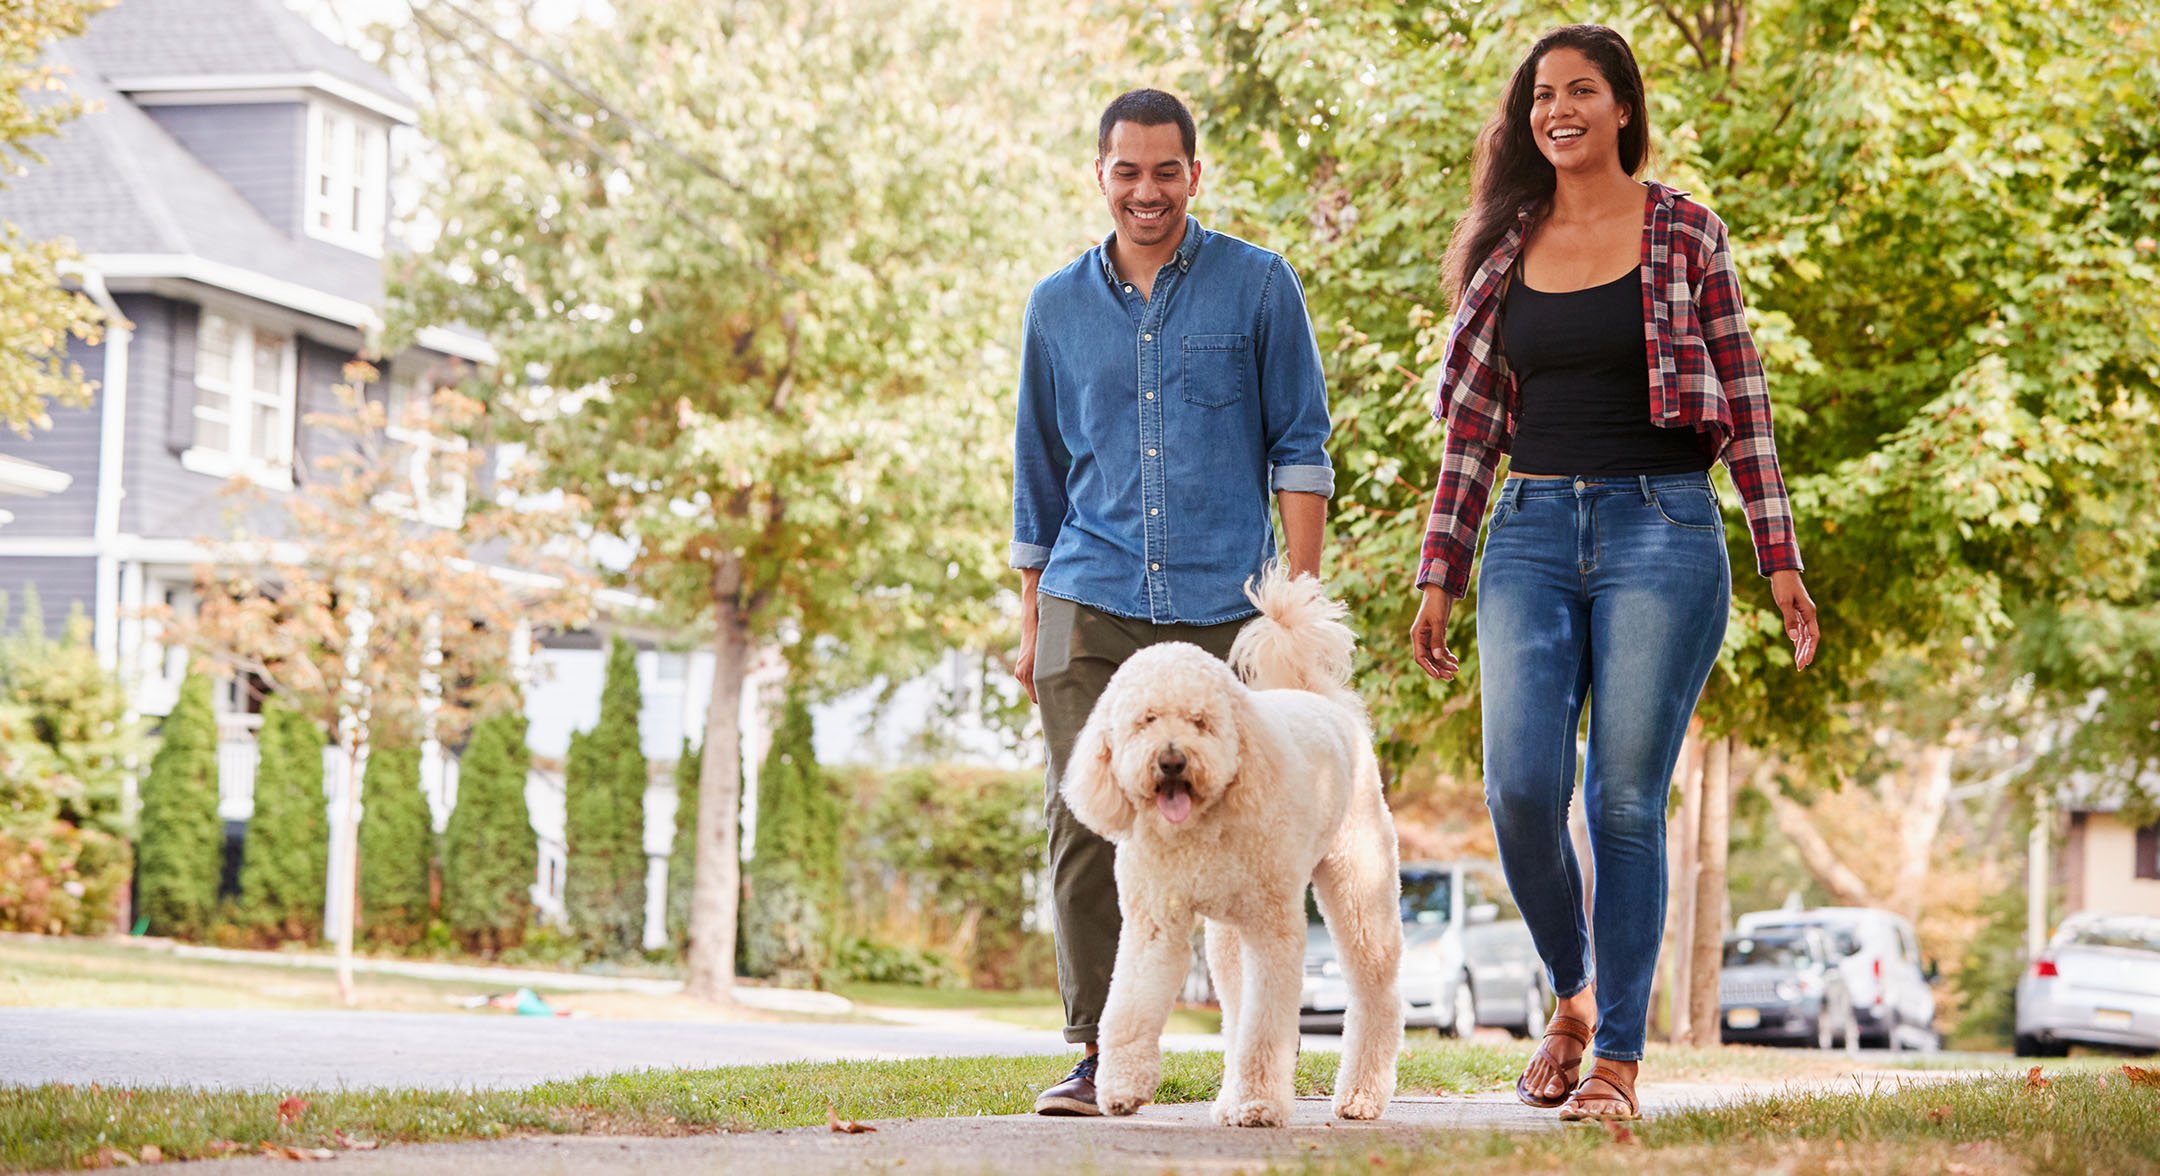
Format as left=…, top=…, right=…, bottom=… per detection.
left=1486, top=501, right=1516, bottom=533
left=1651, top=487, right=1722, bottom=531
left=1180, top=333, right=1251, bottom=408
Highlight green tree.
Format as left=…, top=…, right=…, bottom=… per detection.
left=0, top=589, right=139, bottom=836
left=864, top=765, right=1041, bottom=986
left=666, top=736, right=702, bottom=950
left=357, top=742, right=431, bottom=943
left=134, top=675, right=222, bottom=938
left=235, top=701, right=328, bottom=940
left=442, top=710, right=535, bottom=952
left=395, top=0, right=1081, bottom=999
left=564, top=635, right=648, bottom=957
left=0, top=0, right=107, bottom=434
left=741, top=694, right=840, bottom=985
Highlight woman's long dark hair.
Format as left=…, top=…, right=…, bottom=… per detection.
left=1440, top=25, right=1651, bottom=306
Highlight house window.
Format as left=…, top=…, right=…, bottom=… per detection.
left=2138, top=823, right=2159, bottom=881
left=306, top=103, right=387, bottom=253
left=187, top=311, right=296, bottom=484
left=379, top=376, right=469, bottom=527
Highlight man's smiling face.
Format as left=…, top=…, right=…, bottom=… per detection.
left=1096, top=120, right=1201, bottom=249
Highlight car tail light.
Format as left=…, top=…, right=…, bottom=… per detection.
left=2032, top=959, right=2059, bottom=978
left=1872, top=957, right=1884, bottom=1004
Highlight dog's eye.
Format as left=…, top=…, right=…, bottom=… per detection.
left=1139, top=713, right=1156, bottom=726
left=1192, top=717, right=1211, bottom=734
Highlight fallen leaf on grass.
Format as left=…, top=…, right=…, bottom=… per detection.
left=1600, top=1119, right=1638, bottom=1146
left=277, top=1096, right=310, bottom=1125
left=826, top=1104, right=877, bottom=1134
left=1926, top=1106, right=1952, bottom=1124
left=80, top=1146, right=137, bottom=1169
left=331, top=1129, right=380, bottom=1151
left=258, top=1142, right=336, bottom=1161
left=2125, top=1065, right=2160, bottom=1088
left=138, top=1145, right=163, bottom=1163
left=2024, top=1066, right=2050, bottom=1091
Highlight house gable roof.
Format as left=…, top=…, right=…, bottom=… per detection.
left=87, top=0, right=414, bottom=116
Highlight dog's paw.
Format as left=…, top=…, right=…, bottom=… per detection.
left=1226, top=1098, right=1291, bottom=1128
left=1209, top=1093, right=1239, bottom=1127
left=1332, top=1086, right=1389, bottom=1121
left=1094, top=1056, right=1157, bottom=1117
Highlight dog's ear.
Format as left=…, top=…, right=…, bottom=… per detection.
left=1060, top=709, right=1134, bottom=841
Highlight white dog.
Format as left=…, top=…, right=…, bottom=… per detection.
left=1061, top=566, right=1403, bottom=1127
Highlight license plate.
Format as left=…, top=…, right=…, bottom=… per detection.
left=2095, top=1008, right=2134, bottom=1029
left=1726, top=1007, right=1761, bottom=1030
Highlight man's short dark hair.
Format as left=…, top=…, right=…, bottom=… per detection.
left=1097, top=88, right=1196, bottom=160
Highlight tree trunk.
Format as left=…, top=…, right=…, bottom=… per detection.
left=685, top=554, right=749, bottom=1004
left=331, top=734, right=361, bottom=1006
left=1686, top=735, right=1732, bottom=1047
left=1661, top=721, right=1705, bottom=1044
left=1753, top=773, right=1875, bottom=908
left=1888, top=744, right=1955, bottom=921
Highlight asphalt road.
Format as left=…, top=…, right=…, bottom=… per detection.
left=0, top=1008, right=1249, bottom=1091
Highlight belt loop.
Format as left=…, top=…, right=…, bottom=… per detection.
left=1507, top=479, right=1525, bottom=508
left=1638, top=475, right=1655, bottom=504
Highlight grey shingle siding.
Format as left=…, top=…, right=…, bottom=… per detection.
left=0, top=336, right=103, bottom=537
left=143, top=104, right=307, bottom=236
left=2, top=558, right=97, bottom=630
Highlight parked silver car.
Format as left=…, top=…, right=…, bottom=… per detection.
left=1300, top=861, right=1546, bottom=1038
left=1738, top=906, right=1939, bottom=1049
left=2015, top=912, right=2160, bottom=1056
left=1718, top=927, right=1854, bottom=1048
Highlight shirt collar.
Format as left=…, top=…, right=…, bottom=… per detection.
left=1098, top=215, right=1206, bottom=286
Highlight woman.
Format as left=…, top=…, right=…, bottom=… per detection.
left=1407, top=25, right=1820, bottom=1121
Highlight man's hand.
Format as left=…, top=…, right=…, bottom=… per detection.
left=1770, top=569, right=1820, bottom=671
left=1409, top=584, right=1461, bottom=681
left=1015, top=568, right=1043, bottom=703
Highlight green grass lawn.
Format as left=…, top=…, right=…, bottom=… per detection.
left=1307, top=1069, right=2160, bottom=1176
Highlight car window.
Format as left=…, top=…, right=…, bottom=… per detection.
left=2061, top=917, right=2160, bottom=953
left=1897, top=926, right=1919, bottom=963
left=1401, top=872, right=1452, bottom=925
left=1725, top=936, right=1807, bottom=968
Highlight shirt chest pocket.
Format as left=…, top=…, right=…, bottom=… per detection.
left=1179, top=333, right=1252, bottom=409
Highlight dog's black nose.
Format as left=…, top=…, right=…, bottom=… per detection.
left=1156, top=748, right=1187, bottom=776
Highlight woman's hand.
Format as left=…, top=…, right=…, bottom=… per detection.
left=1770, top=570, right=1819, bottom=671
left=1410, top=585, right=1462, bottom=681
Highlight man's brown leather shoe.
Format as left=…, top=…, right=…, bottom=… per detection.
left=1033, top=1052, right=1102, bottom=1116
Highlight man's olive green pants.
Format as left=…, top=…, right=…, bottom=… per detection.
left=1033, top=592, right=1250, bottom=1045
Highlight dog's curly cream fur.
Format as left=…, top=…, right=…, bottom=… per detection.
left=1063, top=566, right=1403, bottom=1126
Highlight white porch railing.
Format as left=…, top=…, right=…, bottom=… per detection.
left=215, top=714, right=263, bottom=821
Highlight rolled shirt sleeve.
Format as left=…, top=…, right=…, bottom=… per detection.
left=1010, top=294, right=1069, bottom=570
left=1256, top=257, right=1334, bottom=498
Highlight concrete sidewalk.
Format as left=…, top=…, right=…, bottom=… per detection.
left=153, top=1076, right=1958, bottom=1176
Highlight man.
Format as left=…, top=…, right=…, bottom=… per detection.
left=1010, top=88, right=1333, bottom=1116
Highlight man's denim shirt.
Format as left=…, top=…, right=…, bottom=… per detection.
left=1010, top=217, right=1334, bottom=625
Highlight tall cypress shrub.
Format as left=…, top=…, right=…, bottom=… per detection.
left=667, top=736, right=702, bottom=949
left=741, top=694, right=840, bottom=984
left=357, top=742, right=431, bottom=944
left=564, top=636, right=647, bottom=957
left=134, top=674, right=223, bottom=938
left=235, top=700, right=327, bottom=941
left=442, top=711, right=535, bottom=953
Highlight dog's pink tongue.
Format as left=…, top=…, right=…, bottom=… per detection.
left=1156, top=783, right=1193, bottom=824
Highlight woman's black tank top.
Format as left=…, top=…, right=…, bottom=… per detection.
left=1501, top=261, right=1712, bottom=477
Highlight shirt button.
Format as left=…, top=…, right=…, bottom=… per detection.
left=1150, top=563, right=1161, bottom=571
left=1123, top=284, right=1133, bottom=292
left=1145, top=391, right=1155, bottom=400
left=1147, top=448, right=1158, bottom=457
left=1150, top=507, right=1159, bottom=516
left=1574, top=478, right=1587, bottom=491
left=1142, top=333, right=1152, bottom=341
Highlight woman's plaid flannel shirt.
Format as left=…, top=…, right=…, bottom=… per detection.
left=1416, top=182, right=1805, bottom=597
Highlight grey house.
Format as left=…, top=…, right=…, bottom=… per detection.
left=0, top=1, right=739, bottom=943
left=0, top=0, right=491, bottom=713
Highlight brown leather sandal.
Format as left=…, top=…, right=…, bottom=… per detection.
left=1558, top=1059, right=1640, bottom=1122
left=1514, top=1013, right=1592, bottom=1109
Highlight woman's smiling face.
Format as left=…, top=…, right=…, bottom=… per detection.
left=1529, top=46, right=1630, bottom=176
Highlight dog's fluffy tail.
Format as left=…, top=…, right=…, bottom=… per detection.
left=1228, top=563, right=1360, bottom=710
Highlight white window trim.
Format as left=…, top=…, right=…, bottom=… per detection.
left=303, top=101, right=388, bottom=256
left=185, top=311, right=297, bottom=490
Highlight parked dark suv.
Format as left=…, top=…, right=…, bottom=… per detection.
left=1719, top=926, right=1854, bottom=1049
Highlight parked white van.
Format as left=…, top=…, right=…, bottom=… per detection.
left=1735, top=907, right=1939, bottom=1050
